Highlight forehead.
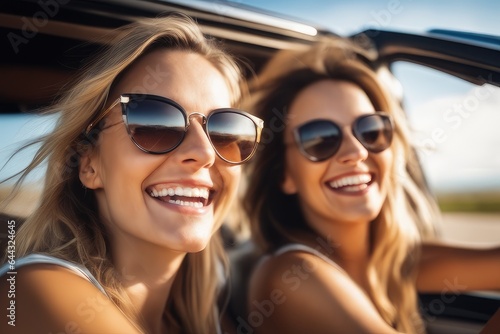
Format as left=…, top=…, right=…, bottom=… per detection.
left=112, top=49, right=231, bottom=112
left=286, top=79, right=375, bottom=128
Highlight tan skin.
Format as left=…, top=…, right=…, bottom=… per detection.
left=0, top=50, right=241, bottom=333
left=248, top=80, right=500, bottom=333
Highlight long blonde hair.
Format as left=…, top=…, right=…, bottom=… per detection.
left=244, top=38, right=439, bottom=333
left=1, top=14, right=243, bottom=333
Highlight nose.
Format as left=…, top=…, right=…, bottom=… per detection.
left=174, top=112, right=216, bottom=168
left=335, top=130, right=368, bottom=165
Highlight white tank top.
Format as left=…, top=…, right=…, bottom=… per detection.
left=1, top=253, right=224, bottom=334
left=274, top=243, right=347, bottom=275
left=0, top=253, right=107, bottom=296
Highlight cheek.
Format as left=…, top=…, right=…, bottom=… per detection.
left=213, top=165, right=241, bottom=224
left=383, top=149, right=394, bottom=175
left=100, top=138, right=152, bottom=183
left=284, top=149, right=324, bottom=194
left=221, top=165, right=241, bottom=200
left=95, top=134, right=158, bottom=211
left=223, top=166, right=241, bottom=196
left=375, top=149, right=394, bottom=194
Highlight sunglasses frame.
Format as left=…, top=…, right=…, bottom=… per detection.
left=85, top=94, right=264, bottom=165
left=292, top=112, right=394, bottom=162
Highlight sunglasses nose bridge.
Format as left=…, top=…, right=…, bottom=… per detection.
left=185, top=111, right=210, bottom=141
left=185, top=112, right=208, bottom=135
left=186, top=112, right=207, bottom=128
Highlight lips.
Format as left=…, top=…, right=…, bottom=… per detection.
left=327, top=173, right=373, bottom=193
left=147, top=186, right=212, bottom=208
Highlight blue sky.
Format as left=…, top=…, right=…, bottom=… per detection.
left=232, top=0, right=499, bottom=36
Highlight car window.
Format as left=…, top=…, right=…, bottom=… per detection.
left=0, top=113, right=56, bottom=216
left=392, top=61, right=500, bottom=247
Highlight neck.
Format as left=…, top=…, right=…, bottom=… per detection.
left=303, top=220, right=372, bottom=290
left=334, top=223, right=371, bottom=290
left=332, top=223, right=371, bottom=264
left=111, top=236, right=186, bottom=334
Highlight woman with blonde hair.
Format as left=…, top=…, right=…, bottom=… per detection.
left=242, top=39, right=500, bottom=333
left=0, top=14, right=263, bottom=333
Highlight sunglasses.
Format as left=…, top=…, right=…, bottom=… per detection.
left=291, top=113, right=394, bottom=162
left=85, top=94, right=264, bottom=164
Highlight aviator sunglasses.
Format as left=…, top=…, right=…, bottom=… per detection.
left=291, top=112, right=394, bottom=162
left=85, top=94, right=264, bottom=165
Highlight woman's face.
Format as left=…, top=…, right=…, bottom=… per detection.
left=282, top=79, right=393, bottom=233
left=80, top=49, right=240, bottom=253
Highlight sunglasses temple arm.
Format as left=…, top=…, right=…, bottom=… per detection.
left=247, top=114, right=264, bottom=143
left=85, top=97, right=122, bottom=134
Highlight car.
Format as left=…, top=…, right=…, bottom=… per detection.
left=1, top=1, right=499, bottom=333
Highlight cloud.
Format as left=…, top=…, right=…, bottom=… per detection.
left=408, top=84, right=500, bottom=191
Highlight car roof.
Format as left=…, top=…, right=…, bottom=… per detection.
left=0, top=0, right=333, bottom=111
left=2, top=0, right=499, bottom=113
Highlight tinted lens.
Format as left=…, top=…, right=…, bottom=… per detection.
left=125, top=98, right=186, bottom=153
left=296, top=120, right=341, bottom=161
left=207, top=111, right=257, bottom=163
left=354, top=114, right=393, bottom=153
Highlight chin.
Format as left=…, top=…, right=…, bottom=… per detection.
left=183, top=243, right=210, bottom=254
left=176, top=234, right=212, bottom=253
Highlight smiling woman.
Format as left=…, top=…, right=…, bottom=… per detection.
left=0, top=13, right=263, bottom=334
left=242, top=40, right=432, bottom=333
left=239, top=38, right=500, bottom=334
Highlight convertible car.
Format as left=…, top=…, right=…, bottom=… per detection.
left=1, top=1, right=499, bottom=333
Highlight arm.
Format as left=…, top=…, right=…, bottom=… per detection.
left=247, top=252, right=402, bottom=334
left=0, top=264, right=141, bottom=334
left=417, top=243, right=500, bottom=292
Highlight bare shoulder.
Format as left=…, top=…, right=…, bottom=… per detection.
left=249, top=249, right=343, bottom=296
left=0, top=263, right=140, bottom=334
left=247, top=250, right=400, bottom=334
left=248, top=250, right=354, bottom=312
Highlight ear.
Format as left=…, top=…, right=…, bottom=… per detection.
left=281, top=169, right=297, bottom=195
left=79, top=152, right=103, bottom=190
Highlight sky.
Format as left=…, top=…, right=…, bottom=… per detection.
left=1, top=0, right=499, bottom=192
left=230, top=0, right=500, bottom=36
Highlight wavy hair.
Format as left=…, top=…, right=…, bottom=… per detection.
left=1, top=14, right=244, bottom=334
left=244, top=38, right=439, bottom=333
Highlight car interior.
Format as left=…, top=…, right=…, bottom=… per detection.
left=1, top=1, right=499, bottom=333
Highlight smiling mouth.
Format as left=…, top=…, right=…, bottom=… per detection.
left=327, top=174, right=373, bottom=192
left=148, top=186, right=213, bottom=208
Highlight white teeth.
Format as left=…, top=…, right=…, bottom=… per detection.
left=150, top=186, right=210, bottom=200
left=329, top=174, right=372, bottom=189
left=168, top=199, right=204, bottom=208
left=175, top=186, right=183, bottom=196
left=342, top=184, right=368, bottom=192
